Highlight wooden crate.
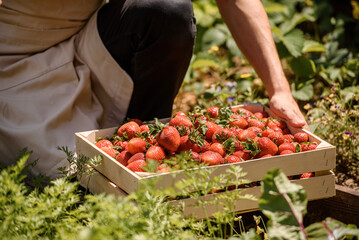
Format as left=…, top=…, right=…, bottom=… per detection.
left=75, top=104, right=336, bottom=217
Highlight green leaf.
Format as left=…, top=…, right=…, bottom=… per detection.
left=226, top=38, right=242, bottom=57
left=291, top=82, right=314, bottom=101
left=259, top=168, right=307, bottom=240
left=290, top=56, right=316, bottom=77
left=309, top=122, right=321, bottom=133
left=282, top=29, right=305, bottom=57
left=191, top=59, right=218, bottom=69
left=302, top=40, right=327, bottom=53
left=264, top=2, right=287, bottom=13
left=306, top=218, right=359, bottom=239
left=201, top=27, right=227, bottom=50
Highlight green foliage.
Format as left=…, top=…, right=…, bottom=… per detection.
left=259, top=168, right=359, bottom=240
left=306, top=83, right=359, bottom=178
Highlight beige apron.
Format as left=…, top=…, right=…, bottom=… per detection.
left=0, top=0, right=134, bottom=178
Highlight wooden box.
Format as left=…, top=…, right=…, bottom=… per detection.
left=75, top=105, right=336, bottom=218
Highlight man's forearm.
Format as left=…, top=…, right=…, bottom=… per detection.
left=215, top=0, right=290, bottom=98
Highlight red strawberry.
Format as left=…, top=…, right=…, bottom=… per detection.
left=177, top=135, right=192, bottom=153
left=157, top=126, right=180, bottom=152
left=238, top=129, right=256, bottom=142
left=100, top=147, right=119, bottom=158
left=96, top=139, right=113, bottom=148
left=212, top=128, right=234, bottom=143
left=283, top=134, right=294, bottom=143
left=229, top=115, right=248, bottom=129
left=278, top=142, right=296, bottom=153
left=140, top=124, right=150, bottom=132
left=194, top=116, right=208, bottom=128
left=257, top=137, right=278, bottom=157
left=233, top=150, right=252, bottom=161
left=254, top=111, right=268, bottom=119
left=301, top=143, right=318, bottom=152
left=234, top=140, right=244, bottom=151
left=128, top=152, right=146, bottom=164
left=300, top=172, right=314, bottom=179
left=248, top=119, right=265, bottom=130
left=231, top=107, right=253, bottom=121
left=270, top=126, right=283, bottom=133
left=209, top=143, right=226, bottom=157
left=191, top=151, right=200, bottom=161
left=116, top=150, right=132, bottom=166
left=247, top=126, right=262, bottom=134
left=280, top=150, right=295, bottom=155
left=127, top=160, right=146, bottom=172
left=157, top=163, right=171, bottom=173
left=260, top=154, right=273, bottom=158
left=277, top=120, right=287, bottom=130
left=114, top=140, right=128, bottom=150
left=146, top=145, right=166, bottom=161
left=268, top=132, right=285, bottom=146
left=294, top=132, right=309, bottom=143
left=200, top=151, right=224, bottom=166
left=127, top=137, right=147, bottom=155
left=262, top=128, right=275, bottom=138
left=206, top=106, right=219, bottom=118
left=117, top=121, right=141, bottom=139
left=229, top=127, right=243, bottom=137
left=266, top=119, right=279, bottom=128
left=204, top=122, right=222, bottom=142
left=169, top=115, right=193, bottom=129
left=282, top=128, right=291, bottom=135
left=225, top=155, right=242, bottom=163
left=129, top=118, right=143, bottom=126
left=175, top=111, right=187, bottom=117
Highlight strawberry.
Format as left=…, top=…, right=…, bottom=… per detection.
left=247, top=126, right=262, bottom=134
left=206, top=106, right=219, bottom=118
left=209, top=143, right=226, bottom=157
left=234, top=140, right=244, bottom=151
left=278, top=142, right=296, bottom=153
left=194, top=116, right=208, bottom=128
left=114, top=140, right=128, bottom=150
left=204, top=122, right=222, bottom=142
left=157, top=126, right=180, bottom=152
left=157, top=163, right=171, bottom=173
left=175, top=111, right=187, bottom=117
left=238, top=129, right=256, bottom=142
left=232, top=107, right=253, bottom=121
left=100, top=147, right=119, bottom=158
left=177, top=135, right=192, bottom=153
left=248, top=119, right=265, bottom=130
left=262, top=128, right=275, bottom=138
left=283, top=134, right=294, bottom=143
left=200, top=151, right=224, bottom=166
left=212, top=128, right=234, bottom=143
left=266, top=119, right=279, bottom=128
left=253, top=111, right=268, bottom=119
left=127, top=160, right=146, bottom=172
left=270, top=126, right=283, bottom=133
left=229, top=115, right=248, bottom=129
left=301, top=143, right=318, bottom=152
left=277, top=120, right=287, bottom=130
left=128, top=152, right=146, bottom=164
left=191, top=151, right=200, bottom=161
left=280, top=150, right=295, bottom=155
left=146, top=145, right=166, bottom=161
left=233, top=150, right=252, bottom=161
left=116, top=150, right=132, bottom=166
left=300, top=172, right=314, bottom=179
left=225, top=155, right=242, bottom=163
left=140, top=124, right=150, bottom=132
left=169, top=115, right=193, bottom=129
left=96, top=139, right=113, bottom=148
left=268, top=132, right=285, bottom=146
left=260, top=154, right=273, bottom=158
left=127, top=137, right=147, bottom=155
left=129, top=118, right=143, bottom=126
left=229, top=127, right=243, bottom=137
left=294, top=132, right=309, bottom=143
left=117, top=121, right=141, bottom=139
left=257, top=137, right=278, bottom=157
left=282, top=128, right=291, bottom=135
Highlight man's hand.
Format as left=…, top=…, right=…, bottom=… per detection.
left=269, top=92, right=310, bottom=131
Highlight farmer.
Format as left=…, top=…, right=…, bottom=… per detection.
left=0, top=0, right=308, bottom=178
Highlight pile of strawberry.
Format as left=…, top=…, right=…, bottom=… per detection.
left=95, top=106, right=318, bottom=176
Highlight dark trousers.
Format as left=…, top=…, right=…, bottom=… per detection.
left=97, top=0, right=196, bottom=121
